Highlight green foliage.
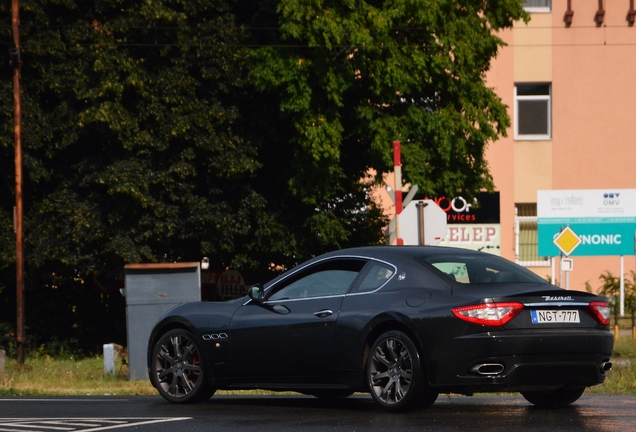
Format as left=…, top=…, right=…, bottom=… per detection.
left=613, top=337, right=636, bottom=359
left=586, top=271, right=636, bottom=312
left=238, top=0, right=528, bottom=265
left=13, top=0, right=263, bottom=272
left=1, top=0, right=267, bottom=353
left=0, top=0, right=528, bottom=354
left=248, top=0, right=528, bottom=200
left=0, top=355, right=156, bottom=396
left=1, top=347, right=635, bottom=396
left=588, top=336, right=636, bottom=396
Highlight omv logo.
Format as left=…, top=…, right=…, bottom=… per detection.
left=603, top=192, right=620, bottom=205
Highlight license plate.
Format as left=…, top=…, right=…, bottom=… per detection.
left=531, top=310, right=580, bottom=323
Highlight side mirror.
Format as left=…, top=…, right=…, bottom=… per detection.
left=247, top=284, right=264, bottom=303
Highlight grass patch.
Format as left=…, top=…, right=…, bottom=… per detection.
left=587, top=336, right=636, bottom=396
left=611, top=335, right=636, bottom=358
left=0, top=356, right=156, bottom=396
left=1, top=337, right=636, bottom=397
left=588, top=360, right=636, bottom=396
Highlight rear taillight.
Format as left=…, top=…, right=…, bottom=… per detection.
left=588, top=301, right=611, bottom=325
left=452, top=302, right=524, bottom=326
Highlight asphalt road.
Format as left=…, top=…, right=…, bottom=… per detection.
left=1, top=393, right=635, bottom=431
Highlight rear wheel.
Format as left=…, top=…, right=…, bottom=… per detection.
left=365, top=331, right=438, bottom=412
left=150, top=329, right=215, bottom=403
left=521, top=387, right=586, bottom=408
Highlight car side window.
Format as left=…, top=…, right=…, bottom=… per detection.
left=268, top=259, right=366, bottom=301
left=353, top=263, right=395, bottom=293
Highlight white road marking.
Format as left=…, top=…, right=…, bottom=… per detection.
left=0, top=400, right=128, bottom=403
left=0, top=418, right=191, bottom=432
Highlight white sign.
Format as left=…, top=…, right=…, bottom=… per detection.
left=538, top=189, right=636, bottom=219
left=399, top=200, right=447, bottom=245
left=438, top=224, right=501, bottom=255
left=562, top=258, right=574, bottom=272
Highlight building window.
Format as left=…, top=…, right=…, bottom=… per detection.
left=515, top=203, right=550, bottom=267
left=515, top=83, right=551, bottom=140
left=522, top=0, right=551, bottom=12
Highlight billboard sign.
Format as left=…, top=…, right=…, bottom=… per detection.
left=438, top=224, right=501, bottom=254
left=396, top=192, right=501, bottom=254
left=538, top=189, right=636, bottom=257
left=435, top=192, right=501, bottom=255
left=432, top=192, right=500, bottom=224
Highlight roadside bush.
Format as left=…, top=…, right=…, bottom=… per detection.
left=586, top=271, right=636, bottom=325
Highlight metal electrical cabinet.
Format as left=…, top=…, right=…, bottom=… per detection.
left=123, top=262, right=201, bottom=380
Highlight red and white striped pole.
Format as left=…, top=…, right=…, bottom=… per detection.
left=393, top=141, right=403, bottom=245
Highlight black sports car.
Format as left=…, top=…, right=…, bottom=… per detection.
left=147, top=246, right=614, bottom=412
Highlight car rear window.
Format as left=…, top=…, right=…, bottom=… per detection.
left=415, top=254, right=547, bottom=284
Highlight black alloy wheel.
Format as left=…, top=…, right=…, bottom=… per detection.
left=366, top=330, right=438, bottom=412
left=521, top=386, right=586, bottom=408
left=150, top=329, right=215, bottom=403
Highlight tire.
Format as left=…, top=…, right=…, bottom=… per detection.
left=365, top=330, right=438, bottom=413
left=521, top=387, right=586, bottom=408
left=150, top=329, right=216, bottom=403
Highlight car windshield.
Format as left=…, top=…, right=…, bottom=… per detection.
left=415, top=253, right=548, bottom=284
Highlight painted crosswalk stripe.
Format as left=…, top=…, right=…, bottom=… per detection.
left=0, top=418, right=191, bottom=432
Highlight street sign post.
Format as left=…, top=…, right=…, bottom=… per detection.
left=561, top=257, right=574, bottom=290
left=399, top=199, right=447, bottom=246
left=552, top=226, right=582, bottom=256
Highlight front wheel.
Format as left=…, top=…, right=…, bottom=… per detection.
left=365, top=330, right=438, bottom=413
left=150, top=329, right=215, bottom=403
left=521, top=387, right=586, bottom=408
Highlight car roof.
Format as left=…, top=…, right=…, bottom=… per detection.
left=319, top=245, right=483, bottom=261
left=263, top=245, right=464, bottom=289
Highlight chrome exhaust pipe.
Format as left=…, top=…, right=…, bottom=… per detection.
left=470, top=363, right=505, bottom=376
left=601, top=361, right=612, bottom=372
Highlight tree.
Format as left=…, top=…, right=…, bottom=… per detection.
left=586, top=271, right=636, bottom=325
left=243, top=0, right=528, bottom=255
left=0, top=0, right=529, bottom=354
left=0, top=0, right=267, bottom=353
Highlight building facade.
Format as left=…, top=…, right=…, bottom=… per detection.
left=487, top=0, right=636, bottom=292
left=377, top=1, right=636, bottom=294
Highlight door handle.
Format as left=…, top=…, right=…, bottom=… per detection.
left=313, top=309, right=333, bottom=318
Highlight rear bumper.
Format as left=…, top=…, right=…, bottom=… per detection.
left=429, top=328, right=614, bottom=393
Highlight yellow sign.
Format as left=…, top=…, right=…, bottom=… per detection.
left=553, top=226, right=582, bottom=256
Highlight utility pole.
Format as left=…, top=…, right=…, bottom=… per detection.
left=11, top=0, right=25, bottom=366
left=393, top=141, right=403, bottom=245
